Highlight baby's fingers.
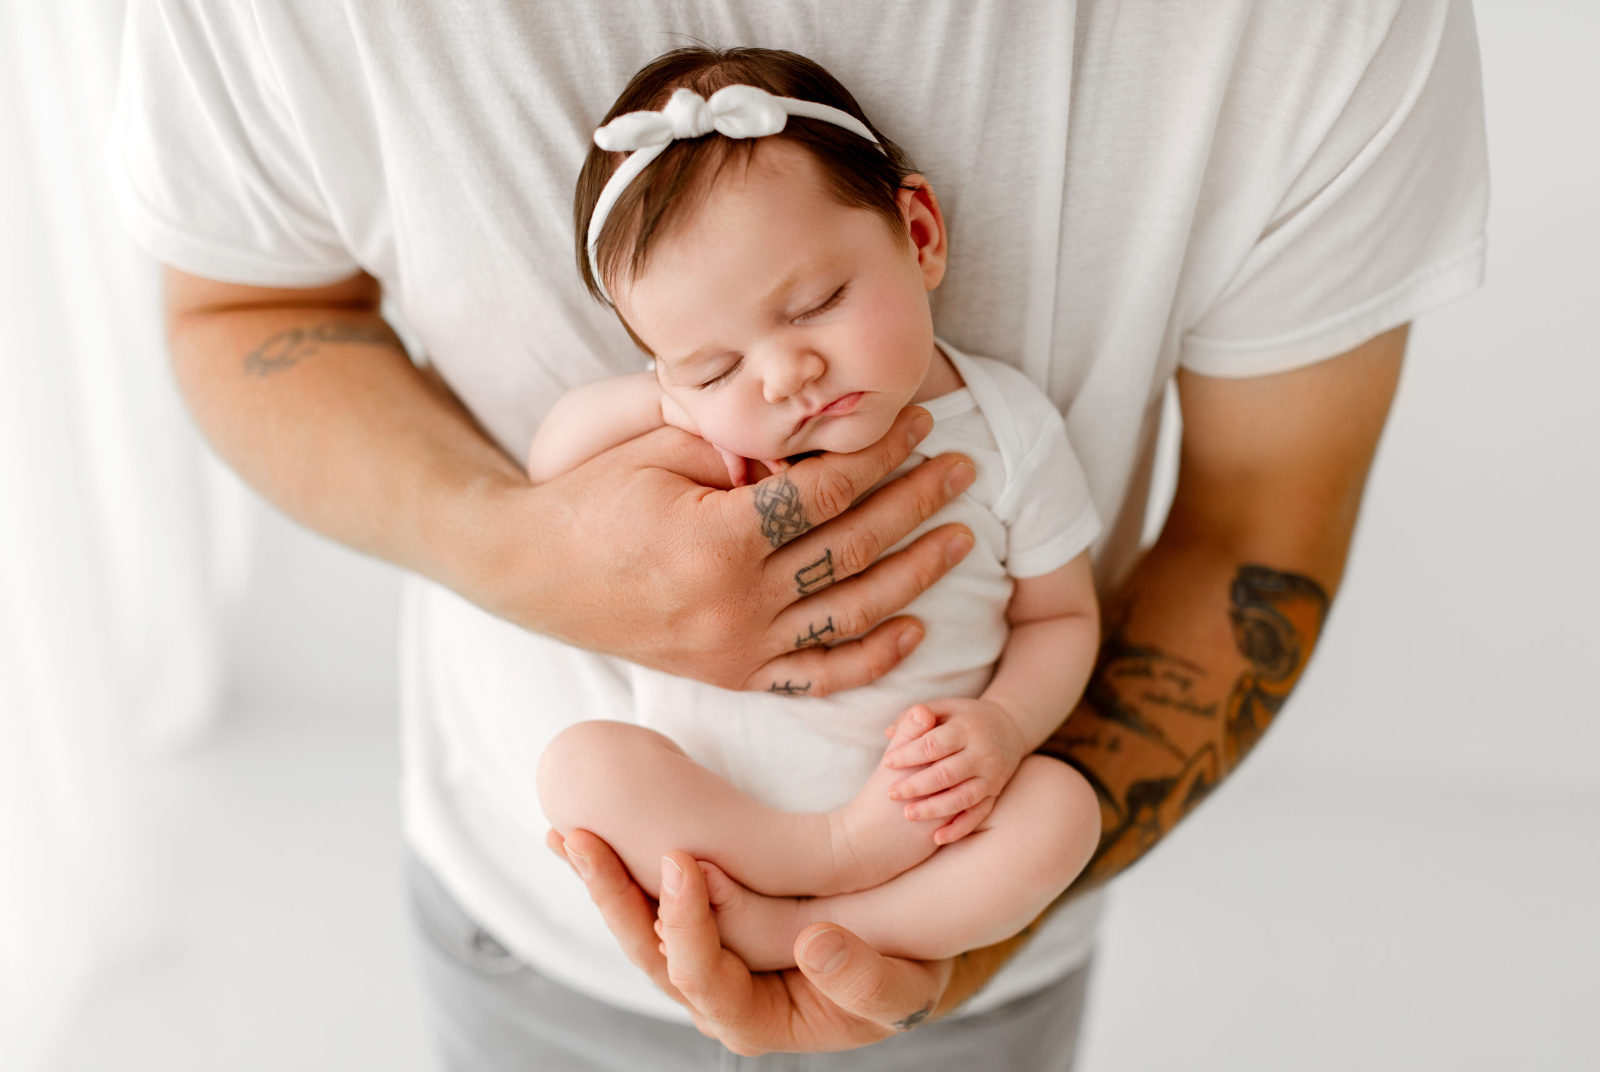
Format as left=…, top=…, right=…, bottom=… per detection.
left=883, top=721, right=961, bottom=769
left=933, top=798, right=996, bottom=846
left=883, top=703, right=935, bottom=745
left=888, top=754, right=973, bottom=801
left=895, top=775, right=991, bottom=821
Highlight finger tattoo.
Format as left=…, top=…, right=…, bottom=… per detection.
left=244, top=320, right=395, bottom=377
left=768, top=680, right=812, bottom=696
left=795, top=549, right=836, bottom=596
left=795, top=617, right=836, bottom=649
left=754, top=475, right=813, bottom=548
left=892, top=1003, right=933, bottom=1031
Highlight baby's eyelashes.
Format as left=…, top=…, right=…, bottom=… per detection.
left=696, top=357, right=744, bottom=389
left=792, top=283, right=847, bottom=323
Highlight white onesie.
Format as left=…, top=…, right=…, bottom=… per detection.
left=631, top=343, right=1101, bottom=815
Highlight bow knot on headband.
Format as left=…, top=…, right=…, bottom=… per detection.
left=595, top=86, right=794, bottom=150
left=586, top=84, right=883, bottom=303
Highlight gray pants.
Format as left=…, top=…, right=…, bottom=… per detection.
left=407, top=858, right=1091, bottom=1071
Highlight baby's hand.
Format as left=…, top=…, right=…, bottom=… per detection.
left=716, top=446, right=752, bottom=488
left=880, top=699, right=1028, bottom=846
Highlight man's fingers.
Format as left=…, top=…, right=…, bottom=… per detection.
left=561, top=830, right=679, bottom=998
left=766, top=453, right=976, bottom=596
left=731, top=408, right=970, bottom=559
left=657, top=852, right=757, bottom=1013
left=742, top=617, right=924, bottom=698
left=794, top=924, right=950, bottom=1033
left=764, top=523, right=973, bottom=656
left=733, top=407, right=933, bottom=551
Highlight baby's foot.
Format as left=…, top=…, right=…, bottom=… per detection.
left=823, top=707, right=945, bottom=894
left=697, top=860, right=811, bottom=971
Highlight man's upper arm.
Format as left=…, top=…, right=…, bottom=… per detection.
left=1166, top=324, right=1408, bottom=587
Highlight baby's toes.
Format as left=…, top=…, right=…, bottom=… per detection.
left=696, top=860, right=742, bottom=911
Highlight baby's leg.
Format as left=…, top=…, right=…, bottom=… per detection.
left=698, top=755, right=1100, bottom=969
left=537, top=720, right=944, bottom=901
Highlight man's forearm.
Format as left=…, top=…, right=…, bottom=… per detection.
left=933, top=330, right=1403, bottom=1012
left=1039, top=535, right=1330, bottom=888
left=165, top=272, right=527, bottom=597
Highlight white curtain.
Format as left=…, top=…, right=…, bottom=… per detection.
left=0, top=2, right=246, bottom=1066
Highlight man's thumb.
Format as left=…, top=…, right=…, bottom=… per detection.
left=795, top=925, right=940, bottom=1030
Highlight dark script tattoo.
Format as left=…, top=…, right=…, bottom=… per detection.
left=1044, top=563, right=1329, bottom=881
left=243, top=320, right=395, bottom=377
left=767, top=680, right=812, bottom=697
left=795, top=549, right=836, bottom=596
left=795, top=618, right=836, bottom=649
left=754, top=474, right=813, bottom=548
left=892, top=1003, right=933, bottom=1032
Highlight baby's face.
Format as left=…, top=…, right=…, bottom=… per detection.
left=613, top=140, right=944, bottom=463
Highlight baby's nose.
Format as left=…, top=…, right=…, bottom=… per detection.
left=764, top=351, right=825, bottom=403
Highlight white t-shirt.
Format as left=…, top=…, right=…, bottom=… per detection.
left=110, top=0, right=1488, bottom=1023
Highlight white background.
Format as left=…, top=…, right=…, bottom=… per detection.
left=27, top=2, right=1600, bottom=1070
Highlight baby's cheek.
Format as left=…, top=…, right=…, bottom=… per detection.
left=686, top=403, right=772, bottom=460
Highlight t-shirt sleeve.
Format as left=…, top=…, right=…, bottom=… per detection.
left=108, top=0, right=359, bottom=286
left=1001, top=399, right=1102, bottom=580
left=1180, top=0, right=1488, bottom=376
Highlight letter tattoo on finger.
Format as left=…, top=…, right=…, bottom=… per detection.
left=795, top=618, right=836, bottom=649
left=795, top=549, right=835, bottom=596
left=768, top=680, right=812, bottom=697
left=892, top=1003, right=933, bottom=1031
left=754, top=475, right=813, bottom=548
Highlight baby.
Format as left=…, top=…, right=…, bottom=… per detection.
left=534, top=47, right=1102, bottom=971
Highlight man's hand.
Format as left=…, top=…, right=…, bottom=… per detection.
left=548, top=829, right=958, bottom=1055
left=486, top=407, right=977, bottom=695
left=881, top=700, right=1026, bottom=845
left=163, top=268, right=974, bottom=696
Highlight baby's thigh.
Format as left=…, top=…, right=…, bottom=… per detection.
left=536, top=721, right=687, bottom=827
left=987, top=755, right=1100, bottom=885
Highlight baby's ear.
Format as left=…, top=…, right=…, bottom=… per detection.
left=898, top=175, right=948, bottom=290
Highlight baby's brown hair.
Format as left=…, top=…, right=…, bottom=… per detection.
left=575, top=46, right=918, bottom=307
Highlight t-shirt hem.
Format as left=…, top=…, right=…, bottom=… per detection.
left=1180, top=236, right=1486, bottom=378
left=111, top=171, right=360, bottom=288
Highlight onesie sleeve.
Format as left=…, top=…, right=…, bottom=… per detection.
left=1000, top=397, right=1102, bottom=580
left=1180, top=0, right=1488, bottom=376
left=108, top=0, right=359, bottom=285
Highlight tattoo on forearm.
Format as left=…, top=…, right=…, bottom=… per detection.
left=767, top=680, right=812, bottom=696
left=795, top=618, right=836, bottom=649
left=243, top=320, right=395, bottom=377
left=1223, top=565, right=1329, bottom=765
left=893, top=1003, right=933, bottom=1032
left=1044, top=563, right=1329, bottom=881
left=795, top=549, right=835, bottom=595
left=754, top=474, right=813, bottom=548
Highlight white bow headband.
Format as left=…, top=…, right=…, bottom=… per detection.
left=585, top=85, right=883, bottom=304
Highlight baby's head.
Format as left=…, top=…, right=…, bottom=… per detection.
left=576, top=47, right=951, bottom=462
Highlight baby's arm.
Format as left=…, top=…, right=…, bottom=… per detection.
left=883, top=549, right=1100, bottom=843
left=524, top=371, right=666, bottom=482
left=525, top=371, right=756, bottom=486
